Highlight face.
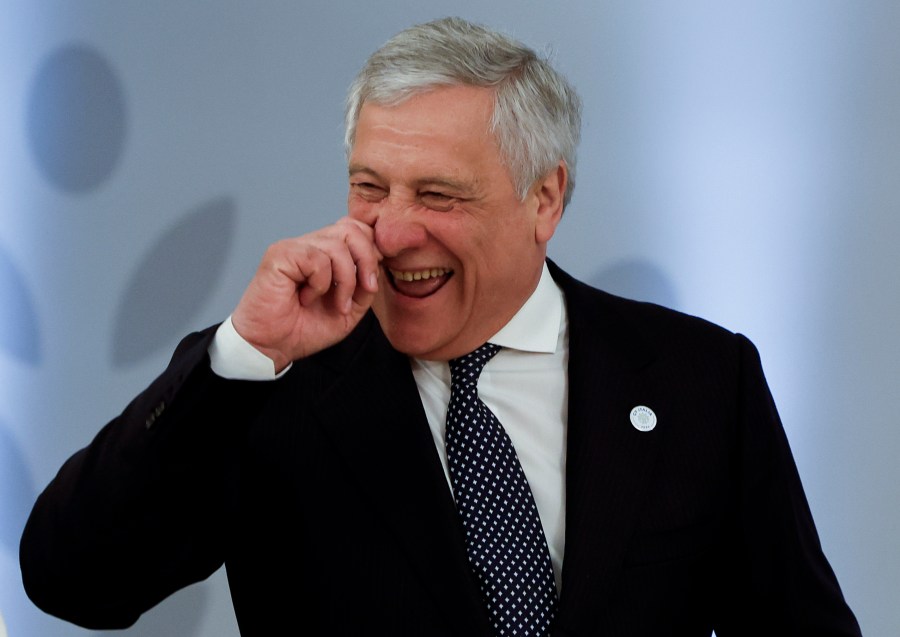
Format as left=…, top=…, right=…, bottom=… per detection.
left=348, top=85, right=564, bottom=360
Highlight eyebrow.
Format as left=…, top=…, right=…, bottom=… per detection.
left=348, top=164, right=476, bottom=194
left=347, top=164, right=380, bottom=179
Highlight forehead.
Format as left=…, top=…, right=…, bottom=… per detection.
left=353, top=86, right=498, bottom=155
left=350, top=85, right=507, bottom=183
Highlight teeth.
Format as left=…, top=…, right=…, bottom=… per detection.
left=390, top=267, right=451, bottom=282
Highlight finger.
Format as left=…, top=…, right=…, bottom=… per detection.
left=327, top=236, right=361, bottom=314
left=338, top=218, right=382, bottom=293
left=296, top=246, right=335, bottom=307
left=350, top=270, right=378, bottom=312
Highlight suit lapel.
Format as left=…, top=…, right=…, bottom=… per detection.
left=550, top=264, right=666, bottom=631
left=309, top=316, right=492, bottom=637
left=301, top=263, right=668, bottom=634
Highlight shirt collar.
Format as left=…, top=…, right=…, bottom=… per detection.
left=488, top=261, right=563, bottom=354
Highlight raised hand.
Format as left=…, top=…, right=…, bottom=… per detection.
left=230, top=217, right=382, bottom=371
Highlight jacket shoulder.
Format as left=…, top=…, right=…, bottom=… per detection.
left=548, top=261, right=745, bottom=365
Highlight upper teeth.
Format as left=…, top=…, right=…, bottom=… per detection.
left=390, top=268, right=450, bottom=282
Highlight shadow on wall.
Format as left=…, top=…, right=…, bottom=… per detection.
left=27, top=43, right=126, bottom=194
left=111, top=197, right=236, bottom=368
left=588, top=258, right=680, bottom=310
left=0, top=423, right=37, bottom=559
left=0, top=246, right=41, bottom=365
left=25, top=43, right=237, bottom=369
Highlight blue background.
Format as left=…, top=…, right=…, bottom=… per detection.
left=2, top=2, right=897, bottom=635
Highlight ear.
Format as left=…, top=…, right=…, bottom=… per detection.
left=533, top=161, right=567, bottom=244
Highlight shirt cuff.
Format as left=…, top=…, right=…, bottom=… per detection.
left=208, top=316, right=292, bottom=380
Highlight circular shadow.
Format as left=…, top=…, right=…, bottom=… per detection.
left=27, top=43, right=127, bottom=193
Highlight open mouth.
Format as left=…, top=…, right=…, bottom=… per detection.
left=387, top=267, right=453, bottom=299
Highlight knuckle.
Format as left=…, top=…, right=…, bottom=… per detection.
left=263, top=239, right=287, bottom=259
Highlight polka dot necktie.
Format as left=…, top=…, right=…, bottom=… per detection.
left=446, top=343, right=558, bottom=637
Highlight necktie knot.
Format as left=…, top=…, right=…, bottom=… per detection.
left=449, top=342, right=501, bottom=388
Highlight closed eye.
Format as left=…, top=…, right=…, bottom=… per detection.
left=420, top=191, right=457, bottom=211
left=351, top=182, right=386, bottom=201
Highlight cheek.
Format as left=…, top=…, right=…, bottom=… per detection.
left=347, top=198, right=369, bottom=222
left=347, top=189, right=386, bottom=219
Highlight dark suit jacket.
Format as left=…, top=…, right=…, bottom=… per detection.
left=21, top=263, right=861, bottom=636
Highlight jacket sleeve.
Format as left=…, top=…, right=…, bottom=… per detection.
left=712, top=335, right=862, bottom=636
left=19, top=327, right=272, bottom=630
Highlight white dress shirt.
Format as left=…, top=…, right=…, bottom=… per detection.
left=209, top=262, right=569, bottom=589
left=411, top=263, right=568, bottom=589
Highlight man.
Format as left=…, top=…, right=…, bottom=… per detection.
left=21, top=17, right=860, bottom=637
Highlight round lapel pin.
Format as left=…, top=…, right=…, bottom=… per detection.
left=630, top=405, right=657, bottom=432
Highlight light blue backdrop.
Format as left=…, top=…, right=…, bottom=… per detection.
left=2, top=2, right=897, bottom=635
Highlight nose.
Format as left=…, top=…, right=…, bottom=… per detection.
left=372, top=197, right=428, bottom=257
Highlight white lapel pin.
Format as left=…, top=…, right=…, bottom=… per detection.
left=630, top=405, right=657, bottom=432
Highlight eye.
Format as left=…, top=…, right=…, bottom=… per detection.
left=351, top=182, right=386, bottom=201
left=420, top=191, right=455, bottom=211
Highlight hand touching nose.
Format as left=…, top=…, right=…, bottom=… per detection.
left=230, top=217, right=382, bottom=372
left=353, top=198, right=429, bottom=259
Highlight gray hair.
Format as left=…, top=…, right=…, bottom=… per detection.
left=344, top=17, right=582, bottom=208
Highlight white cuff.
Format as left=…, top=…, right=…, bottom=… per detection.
left=208, top=316, right=292, bottom=380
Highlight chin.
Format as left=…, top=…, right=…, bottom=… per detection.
left=382, top=326, right=439, bottom=359
left=371, top=297, right=434, bottom=354
left=374, top=317, right=450, bottom=360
